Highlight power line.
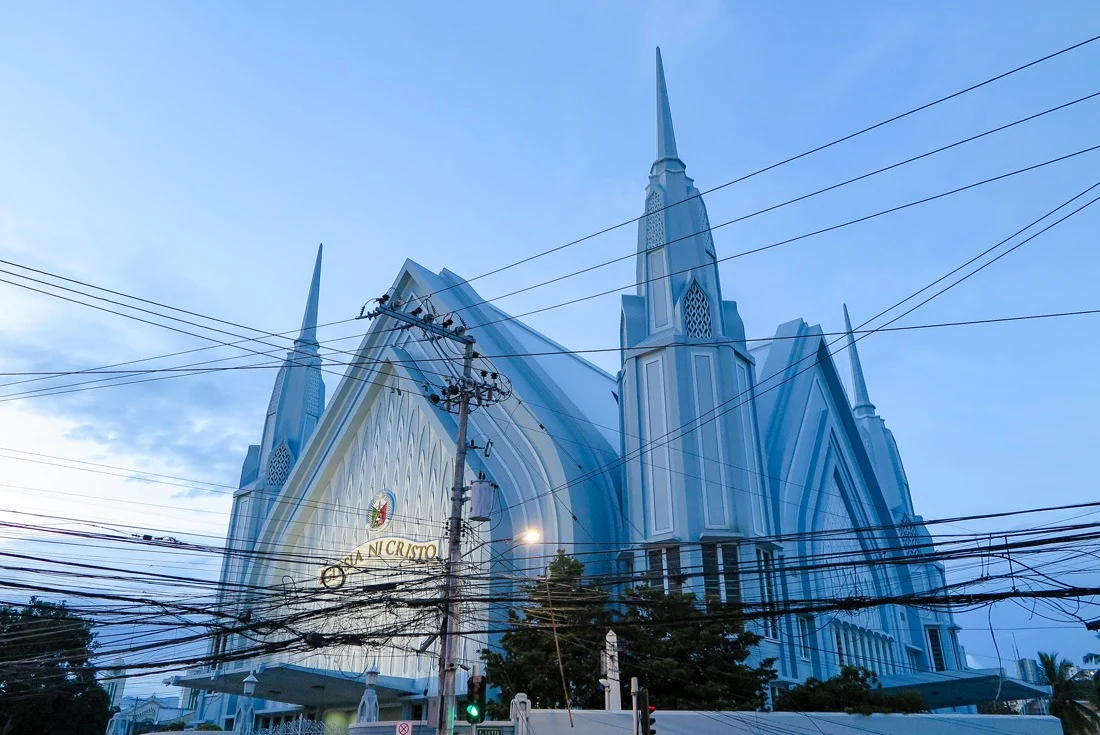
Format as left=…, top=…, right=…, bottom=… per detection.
left=417, top=33, right=1100, bottom=302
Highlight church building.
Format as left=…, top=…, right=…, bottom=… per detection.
left=172, top=50, right=1040, bottom=729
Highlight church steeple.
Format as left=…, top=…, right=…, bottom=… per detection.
left=629, top=48, right=742, bottom=344
left=655, top=47, right=679, bottom=165
left=843, top=304, right=876, bottom=418
left=295, top=244, right=322, bottom=350
left=842, top=303, right=914, bottom=518
left=238, top=245, right=327, bottom=490
left=618, top=49, right=767, bottom=575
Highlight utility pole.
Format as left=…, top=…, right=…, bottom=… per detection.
left=437, top=337, right=474, bottom=735
left=361, top=295, right=508, bottom=735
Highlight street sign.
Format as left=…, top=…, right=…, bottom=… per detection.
left=477, top=729, right=503, bottom=735
left=395, top=722, right=413, bottom=735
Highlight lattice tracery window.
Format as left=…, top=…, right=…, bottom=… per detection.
left=306, top=371, right=323, bottom=417
left=898, top=515, right=922, bottom=558
left=683, top=282, right=712, bottom=338
left=267, top=368, right=286, bottom=415
left=694, top=196, right=715, bottom=256
left=267, top=442, right=293, bottom=486
left=645, top=190, right=665, bottom=251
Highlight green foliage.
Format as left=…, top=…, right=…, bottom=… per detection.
left=976, top=700, right=1017, bottom=715
left=1038, top=651, right=1100, bottom=735
left=618, top=585, right=776, bottom=711
left=195, top=724, right=223, bottom=731
left=0, top=598, right=113, bottom=735
left=773, top=666, right=926, bottom=715
left=161, top=723, right=187, bottom=731
left=482, top=552, right=611, bottom=716
left=482, top=553, right=777, bottom=715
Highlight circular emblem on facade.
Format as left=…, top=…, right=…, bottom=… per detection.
left=367, top=490, right=396, bottom=532
left=319, top=565, right=346, bottom=590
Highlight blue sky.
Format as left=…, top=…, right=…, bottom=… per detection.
left=2, top=1, right=1100, bottom=695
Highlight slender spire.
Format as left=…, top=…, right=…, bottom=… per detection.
left=296, top=244, right=322, bottom=349
left=655, top=47, right=679, bottom=162
left=843, top=304, right=876, bottom=416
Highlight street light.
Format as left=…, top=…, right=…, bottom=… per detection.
left=242, top=673, right=258, bottom=698
left=358, top=664, right=381, bottom=723
left=461, top=529, right=541, bottom=559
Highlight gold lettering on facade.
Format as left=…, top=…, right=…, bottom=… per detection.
left=318, top=536, right=441, bottom=586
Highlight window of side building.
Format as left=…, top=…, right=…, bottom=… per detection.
left=701, top=541, right=742, bottom=610
left=756, top=546, right=779, bottom=639
left=926, top=627, right=947, bottom=671
left=646, top=545, right=683, bottom=594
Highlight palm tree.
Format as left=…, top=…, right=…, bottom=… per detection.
left=1084, top=640, right=1100, bottom=708
left=1038, top=652, right=1100, bottom=735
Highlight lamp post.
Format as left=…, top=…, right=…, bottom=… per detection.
left=234, top=673, right=258, bottom=735
left=357, top=665, right=380, bottom=723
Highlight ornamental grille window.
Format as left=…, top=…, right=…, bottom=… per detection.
left=267, top=442, right=293, bottom=486
left=702, top=542, right=742, bottom=610
left=683, top=282, right=712, bottom=338
left=897, top=515, right=924, bottom=558
left=694, top=196, right=716, bottom=256
left=645, top=190, right=665, bottom=251
left=267, top=368, right=286, bottom=415
left=306, top=371, right=323, bottom=417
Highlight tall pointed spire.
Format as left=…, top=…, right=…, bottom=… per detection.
left=843, top=304, right=876, bottom=417
left=655, top=47, right=679, bottom=163
left=296, top=244, right=322, bottom=349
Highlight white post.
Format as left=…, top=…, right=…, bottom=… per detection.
left=630, top=677, right=639, bottom=735
left=510, top=693, right=531, bottom=735
left=604, top=630, right=622, bottom=711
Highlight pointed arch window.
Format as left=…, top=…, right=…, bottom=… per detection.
left=683, top=282, right=712, bottom=338
left=267, top=442, right=293, bottom=486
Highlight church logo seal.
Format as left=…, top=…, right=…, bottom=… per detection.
left=367, top=490, right=396, bottom=532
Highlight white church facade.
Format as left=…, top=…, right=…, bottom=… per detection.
left=172, top=50, right=1036, bottom=729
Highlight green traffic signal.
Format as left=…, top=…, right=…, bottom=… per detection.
left=465, top=674, right=486, bottom=724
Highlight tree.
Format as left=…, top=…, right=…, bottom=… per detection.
left=1081, top=635, right=1100, bottom=706
left=481, top=552, right=611, bottom=715
left=483, top=553, right=777, bottom=714
left=976, top=700, right=1018, bottom=715
left=617, top=585, right=776, bottom=711
left=1038, top=651, right=1100, bottom=735
left=773, top=666, right=926, bottom=715
left=0, top=598, right=113, bottom=735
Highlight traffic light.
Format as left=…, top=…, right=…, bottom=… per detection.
left=465, top=674, right=486, bottom=724
left=637, top=689, right=657, bottom=735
